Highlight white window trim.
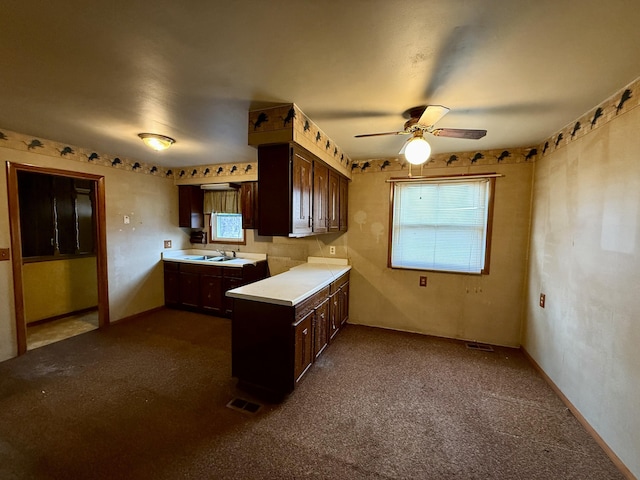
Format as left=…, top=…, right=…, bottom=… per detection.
left=208, top=212, right=245, bottom=244
left=388, top=174, right=497, bottom=275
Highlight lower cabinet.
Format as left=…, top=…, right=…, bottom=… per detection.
left=163, top=260, right=268, bottom=318
left=232, top=271, right=350, bottom=400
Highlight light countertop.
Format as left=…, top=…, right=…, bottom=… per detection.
left=162, top=249, right=267, bottom=267
left=226, top=257, right=351, bottom=306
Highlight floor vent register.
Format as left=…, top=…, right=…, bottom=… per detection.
left=226, top=398, right=263, bottom=414
left=465, top=342, right=494, bottom=352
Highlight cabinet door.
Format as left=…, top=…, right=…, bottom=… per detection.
left=339, top=175, right=348, bottom=231
left=240, top=182, right=258, bottom=230
left=329, top=291, right=340, bottom=341
left=313, top=299, right=330, bottom=358
left=164, top=270, right=180, bottom=306
left=201, top=274, right=223, bottom=314
left=294, top=312, right=313, bottom=382
left=313, top=161, right=329, bottom=234
left=328, top=170, right=340, bottom=232
left=223, top=276, right=243, bottom=317
left=292, top=149, right=313, bottom=236
left=179, top=185, right=204, bottom=228
left=179, top=271, right=200, bottom=307
left=340, top=282, right=349, bottom=325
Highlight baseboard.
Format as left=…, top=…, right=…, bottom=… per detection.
left=521, top=347, right=636, bottom=480
left=110, top=306, right=166, bottom=325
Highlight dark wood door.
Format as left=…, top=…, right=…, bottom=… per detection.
left=313, top=161, right=329, bottom=234
left=340, top=282, right=349, bottom=325
left=240, top=181, right=258, bottom=229
left=201, top=274, right=223, bottom=314
left=339, top=176, right=348, bottom=231
left=328, top=170, right=340, bottom=232
left=329, top=291, right=340, bottom=341
left=294, top=312, right=313, bottom=382
left=313, top=298, right=329, bottom=358
left=291, top=149, right=313, bottom=236
left=178, top=185, right=204, bottom=228
left=179, top=271, right=200, bottom=307
left=223, top=276, right=243, bottom=317
left=164, top=270, right=180, bottom=306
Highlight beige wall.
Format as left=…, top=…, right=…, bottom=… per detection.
left=345, top=162, right=533, bottom=347
left=23, top=257, right=98, bottom=323
left=0, top=145, right=188, bottom=361
left=524, top=106, right=640, bottom=476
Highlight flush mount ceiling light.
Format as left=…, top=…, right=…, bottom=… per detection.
left=404, top=133, right=432, bottom=165
left=138, top=133, right=175, bottom=151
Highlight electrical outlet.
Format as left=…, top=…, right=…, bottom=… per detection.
left=539, top=293, right=546, bottom=308
left=164, top=240, right=172, bottom=249
left=329, top=246, right=336, bottom=255
left=0, top=248, right=9, bottom=261
left=419, top=276, right=427, bottom=287
left=123, top=215, right=130, bottom=224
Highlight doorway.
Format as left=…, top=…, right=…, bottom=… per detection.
left=6, top=162, right=109, bottom=355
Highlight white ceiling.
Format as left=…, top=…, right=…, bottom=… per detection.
left=2, top=1, right=640, bottom=167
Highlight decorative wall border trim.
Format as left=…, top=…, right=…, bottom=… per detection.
left=538, top=76, right=640, bottom=157
left=349, top=146, right=537, bottom=175
left=0, top=127, right=259, bottom=184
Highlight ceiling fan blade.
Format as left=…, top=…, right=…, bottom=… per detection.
left=431, top=128, right=487, bottom=139
left=398, top=139, right=410, bottom=155
left=418, top=105, right=450, bottom=126
left=354, top=131, right=409, bottom=138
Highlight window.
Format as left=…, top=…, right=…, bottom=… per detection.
left=210, top=213, right=244, bottom=243
left=389, top=176, right=495, bottom=274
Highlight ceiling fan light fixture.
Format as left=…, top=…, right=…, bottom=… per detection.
left=138, top=133, right=175, bottom=151
left=404, top=135, right=431, bottom=165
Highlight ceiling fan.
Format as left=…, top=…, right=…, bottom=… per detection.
left=355, top=105, right=487, bottom=164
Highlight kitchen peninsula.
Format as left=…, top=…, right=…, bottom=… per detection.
left=227, top=257, right=350, bottom=400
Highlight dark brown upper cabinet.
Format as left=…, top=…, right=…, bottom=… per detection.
left=257, top=143, right=348, bottom=238
left=240, top=181, right=259, bottom=230
left=178, top=185, right=204, bottom=228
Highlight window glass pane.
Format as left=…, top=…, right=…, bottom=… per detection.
left=211, top=213, right=244, bottom=241
left=390, top=179, right=491, bottom=274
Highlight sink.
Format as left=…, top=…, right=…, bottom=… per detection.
left=207, top=256, right=235, bottom=262
left=182, top=255, right=217, bottom=260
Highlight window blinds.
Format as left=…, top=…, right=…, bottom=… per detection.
left=391, top=179, right=490, bottom=273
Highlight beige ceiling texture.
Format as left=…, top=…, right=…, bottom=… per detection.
left=2, top=1, right=640, bottom=168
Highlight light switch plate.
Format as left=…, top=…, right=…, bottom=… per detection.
left=164, top=240, right=172, bottom=249
left=0, top=248, right=9, bottom=261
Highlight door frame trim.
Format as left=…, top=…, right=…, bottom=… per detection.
left=6, top=161, right=110, bottom=355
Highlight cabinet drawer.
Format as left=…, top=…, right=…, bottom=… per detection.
left=180, top=263, right=202, bottom=274
left=223, top=266, right=243, bottom=278
left=163, top=261, right=179, bottom=272
left=295, top=285, right=330, bottom=321
left=330, top=272, right=350, bottom=293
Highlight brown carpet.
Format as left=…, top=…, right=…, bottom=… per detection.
left=0, top=309, right=624, bottom=479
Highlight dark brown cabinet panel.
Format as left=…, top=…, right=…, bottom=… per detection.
left=231, top=271, right=350, bottom=400
left=339, top=175, right=349, bottom=232
left=201, top=270, right=223, bottom=314
left=164, top=260, right=267, bottom=317
left=178, top=185, right=204, bottom=228
left=258, top=143, right=348, bottom=237
left=313, top=298, right=329, bottom=358
left=328, top=170, right=340, bottom=232
left=291, top=148, right=313, bottom=235
left=294, top=312, right=313, bottom=382
left=313, top=161, right=329, bottom=234
left=240, top=181, right=259, bottom=230
left=163, top=262, right=180, bottom=307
